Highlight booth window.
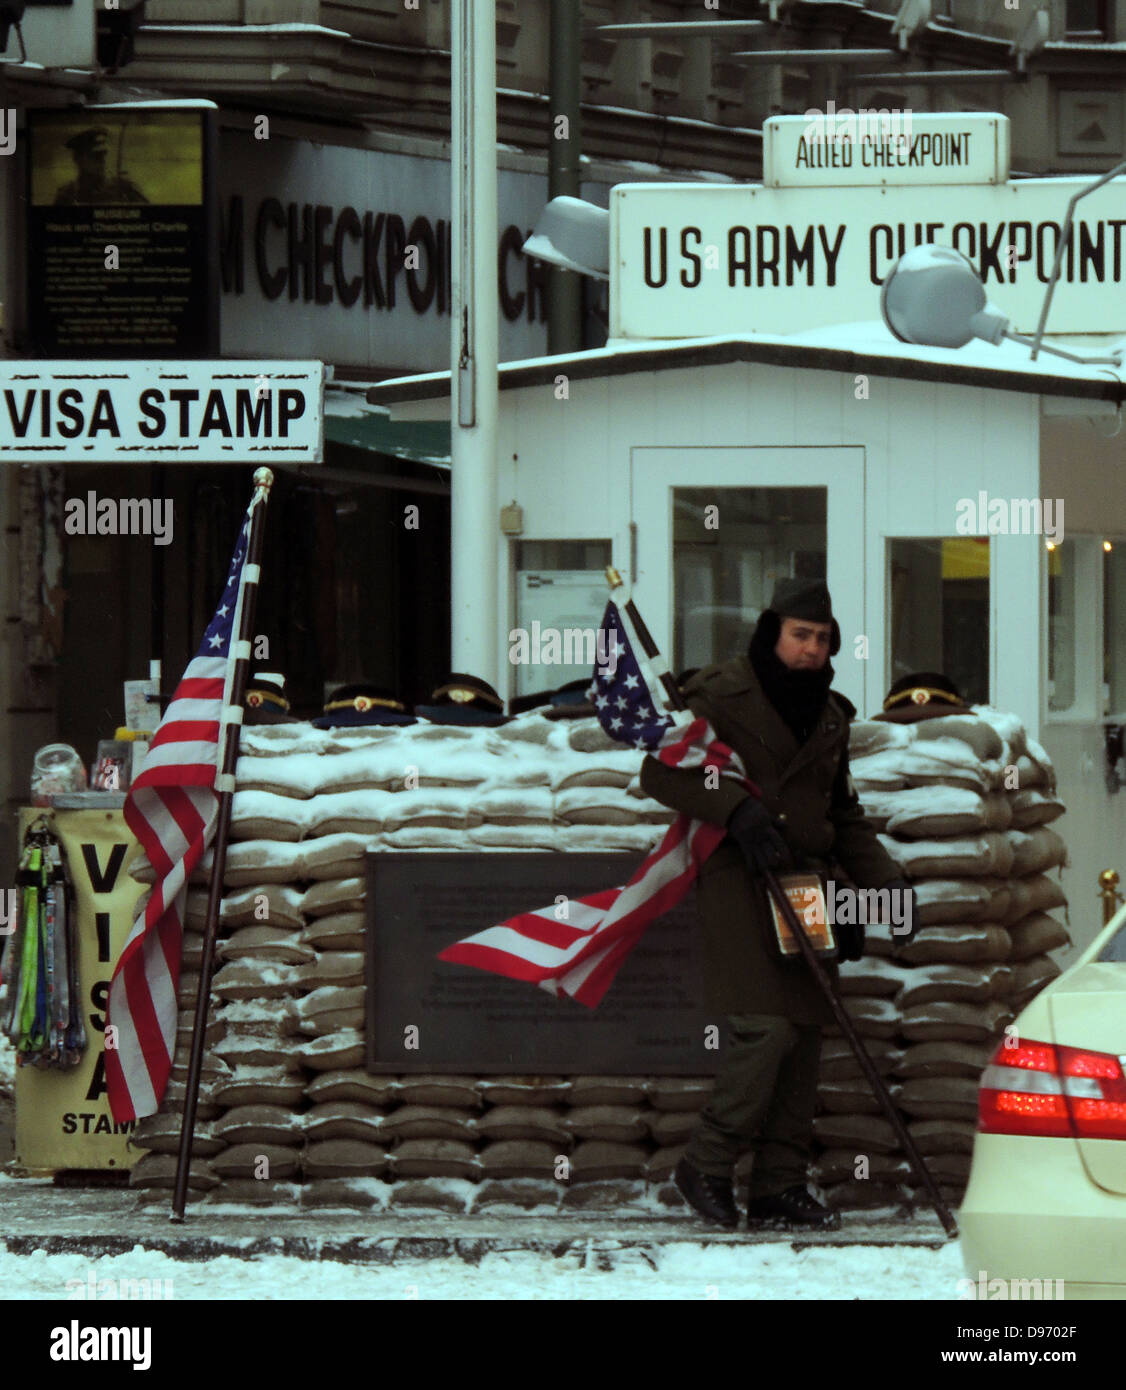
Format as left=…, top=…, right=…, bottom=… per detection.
left=671, top=487, right=826, bottom=674
left=1104, top=538, right=1126, bottom=716
left=1065, top=0, right=1109, bottom=37
left=1048, top=539, right=1077, bottom=714
left=512, top=540, right=612, bottom=699
left=888, top=538, right=989, bottom=705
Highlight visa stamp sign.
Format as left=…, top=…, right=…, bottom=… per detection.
left=610, top=177, right=1126, bottom=339
left=0, top=360, right=324, bottom=463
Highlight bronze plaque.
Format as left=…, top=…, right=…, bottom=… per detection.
left=364, top=853, right=728, bottom=1073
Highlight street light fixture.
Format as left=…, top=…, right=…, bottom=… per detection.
left=523, top=197, right=610, bottom=281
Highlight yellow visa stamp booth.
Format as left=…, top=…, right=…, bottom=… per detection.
left=14, top=806, right=144, bottom=1173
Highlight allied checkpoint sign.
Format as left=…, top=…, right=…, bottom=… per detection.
left=0, top=360, right=324, bottom=464
left=611, top=112, right=1126, bottom=339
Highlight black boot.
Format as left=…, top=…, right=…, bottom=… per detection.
left=745, top=1184, right=840, bottom=1229
left=674, top=1157, right=738, bottom=1229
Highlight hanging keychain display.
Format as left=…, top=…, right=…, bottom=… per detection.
left=0, top=817, right=86, bottom=1068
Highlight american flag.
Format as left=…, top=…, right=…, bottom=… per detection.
left=438, top=599, right=759, bottom=1006
left=105, top=492, right=262, bottom=1123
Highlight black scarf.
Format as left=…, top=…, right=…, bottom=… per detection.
left=748, top=615, right=834, bottom=745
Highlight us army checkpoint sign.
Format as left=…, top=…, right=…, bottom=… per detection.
left=0, top=360, right=324, bottom=464
left=610, top=177, right=1126, bottom=339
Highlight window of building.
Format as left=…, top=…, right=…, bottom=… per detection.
left=1065, top=0, right=1110, bottom=37
left=888, top=537, right=990, bottom=706
left=671, top=486, right=826, bottom=675
left=1047, top=536, right=1102, bottom=720
left=512, top=540, right=612, bottom=698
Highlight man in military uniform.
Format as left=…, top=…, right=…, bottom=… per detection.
left=54, top=128, right=148, bottom=206
left=641, top=578, right=918, bottom=1229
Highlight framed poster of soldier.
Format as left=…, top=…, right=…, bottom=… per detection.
left=26, top=107, right=219, bottom=357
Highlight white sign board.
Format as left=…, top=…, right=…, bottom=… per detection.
left=764, top=112, right=1009, bottom=188
left=0, top=361, right=324, bottom=464
left=611, top=179, right=1126, bottom=339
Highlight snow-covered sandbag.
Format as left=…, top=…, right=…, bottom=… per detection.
left=849, top=721, right=916, bottom=758
left=899, top=999, right=1012, bottom=1043
left=304, top=1140, right=388, bottom=1179
left=554, top=787, right=648, bottom=824
left=1006, top=911, right=1070, bottom=959
left=896, top=740, right=989, bottom=793
left=1008, top=953, right=1064, bottom=1007
left=380, top=1105, right=478, bottom=1142
left=849, top=752, right=908, bottom=792
left=647, top=1110, right=697, bottom=1145
left=649, top=1078, right=713, bottom=1112
left=894, top=1041, right=991, bottom=1079
left=908, top=1118, right=978, bottom=1153
left=302, top=833, right=377, bottom=880
left=893, top=1076, right=980, bottom=1121
left=569, top=1076, right=650, bottom=1106
left=1022, top=735, right=1057, bottom=789
left=210, top=959, right=304, bottom=1001
left=129, top=1153, right=219, bottom=1191
left=231, top=790, right=310, bottom=841
left=878, top=832, right=1014, bottom=880
left=895, top=922, right=1011, bottom=965
left=293, top=1029, right=365, bottom=1071
left=914, top=878, right=996, bottom=924
left=467, top=824, right=559, bottom=849
left=814, top=1150, right=910, bottom=1182
left=294, top=985, right=365, bottom=1037
left=556, top=824, right=663, bottom=853
left=304, top=1069, right=401, bottom=1106
left=567, top=720, right=622, bottom=753
left=130, top=1114, right=224, bottom=1157
left=477, top=1076, right=571, bottom=1106
left=1002, top=874, right=1066, bottom=924
left=213, top=1105, right=303, bottom=1145
left=823, top=1180, right=906, bottom=1211
left=565, top=1105, right=649, bottom=1143
left=835, top=957, right=912, bottom=997
left=554, top=751, right=642, bottom=791
left=221, top=885, right=305, bottom=931
left=294, top=951, right=364, bottom=991
left=895, top=962, right=1013, bottom=1010
left=1005, top=827, right=1067, bottom=876
left=303, top=1102, right=386, bottom=1143
left=212, top=1143, right=301, bottom=1180
left=302, top=877, right=365, bottom=916
left=212, top=1034, right=302, bottom=1074
left=397, top=1075, right=482, bottom=1108
left=235, top=753, right=326, bottom=799
left=568, top=1140, right=648, bottom=1180
left=840, top=996, right=899, bottom=1038
left=912, top=715, right=1003, bottom=762
left=475, top=1106, right=570, bottom=1146
left=479, top=1141, right=559, bottom=1178
left=1009, top=789, right=1065, bottom=828
left=970, top=705, right=1028, bottom=761
left=816, top=1077, right=882, bottom=1115
left=817, top=1038, right=901, bottom=1079
left=299, top=912, right=365, bottom=951
left=390, top=1140, right=481, bottom=1180
left=884, top=787, right=990, bottom=839
left=812, top=1113, right=899, bottom=1153
left=219, top=997, right=295, bottom=1038
left=212, top=1066, right=306, bottom=1108
left=474, top=787, right=554, bottom=824
left=316, top=747, right=421, bottom=794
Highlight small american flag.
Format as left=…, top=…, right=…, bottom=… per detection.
left=438, top=599, right=758, bottom=1006
left=105, top=493, right=261, bottom=1123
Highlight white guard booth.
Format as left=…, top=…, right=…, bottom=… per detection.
left=370, top=113, right=1126, bottom=961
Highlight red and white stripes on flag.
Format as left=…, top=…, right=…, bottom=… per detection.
left=437, top=716, right=757, bottom=1007
left=105, top=493, right=261, bottom=1123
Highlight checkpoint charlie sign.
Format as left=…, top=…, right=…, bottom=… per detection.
left=0, top=360, right=323, bottom=464
left=612, top=114, right=1126, bottom=339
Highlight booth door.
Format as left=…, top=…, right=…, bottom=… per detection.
left=628, top=447, right=867, bottom=713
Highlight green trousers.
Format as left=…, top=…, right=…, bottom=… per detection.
left=684, top=1013, right=823, bottom=1197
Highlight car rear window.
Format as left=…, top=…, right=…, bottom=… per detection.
left=1097, top=922, right=1126, bottom=961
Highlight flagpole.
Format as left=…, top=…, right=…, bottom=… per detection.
left=170, top=467, right=274, bottom=1222
left=605, top=567, right=959, bottom=1239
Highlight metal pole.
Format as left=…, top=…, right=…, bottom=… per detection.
left=605, top=566, right=959, bottom=1238
left=450, top=0, right=499, bottom=683
left=170, top=468, right=274, bottom=1222
left=548, top=0, right=583, bottom=354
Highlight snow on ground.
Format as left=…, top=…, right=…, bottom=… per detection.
left=2, top=1240, right=966, bottom=1301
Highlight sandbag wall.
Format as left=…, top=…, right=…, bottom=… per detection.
left=128, top=706, right=1069, bottom=1211
left=814, top=706, right=1069, bottom=1211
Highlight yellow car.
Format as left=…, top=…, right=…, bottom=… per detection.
left=959, top=904, right=1126, bottom=1300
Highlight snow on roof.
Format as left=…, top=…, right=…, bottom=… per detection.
left=368, top=320, right=1126, bottom=404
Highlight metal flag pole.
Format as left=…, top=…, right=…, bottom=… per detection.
left=171, top=467, right=274, bottom=1222
left=605, top=567, right=959, bottom=1239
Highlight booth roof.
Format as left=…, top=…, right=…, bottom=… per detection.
left=365, top=320, right=1126, bottom=412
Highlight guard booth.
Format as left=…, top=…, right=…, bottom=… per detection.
left=369, top=112, right=1126, bottom=962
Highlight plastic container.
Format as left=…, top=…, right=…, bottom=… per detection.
left=31, top=744, right=88, bottom=805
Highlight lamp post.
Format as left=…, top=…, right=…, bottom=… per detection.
left=450, top=0, right=499, bottom=683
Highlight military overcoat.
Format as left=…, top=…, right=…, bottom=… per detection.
left=640, top=654, right=901, bottom=1025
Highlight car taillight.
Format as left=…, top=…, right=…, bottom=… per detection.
left=978, top=1039, right=1126, bottom=1140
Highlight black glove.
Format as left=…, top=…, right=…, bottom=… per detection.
left=835, top=920, right=866, bottom=963
left=884, top=877, right=919, bottom=943
left=727, top=798, right=789, bottom=875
